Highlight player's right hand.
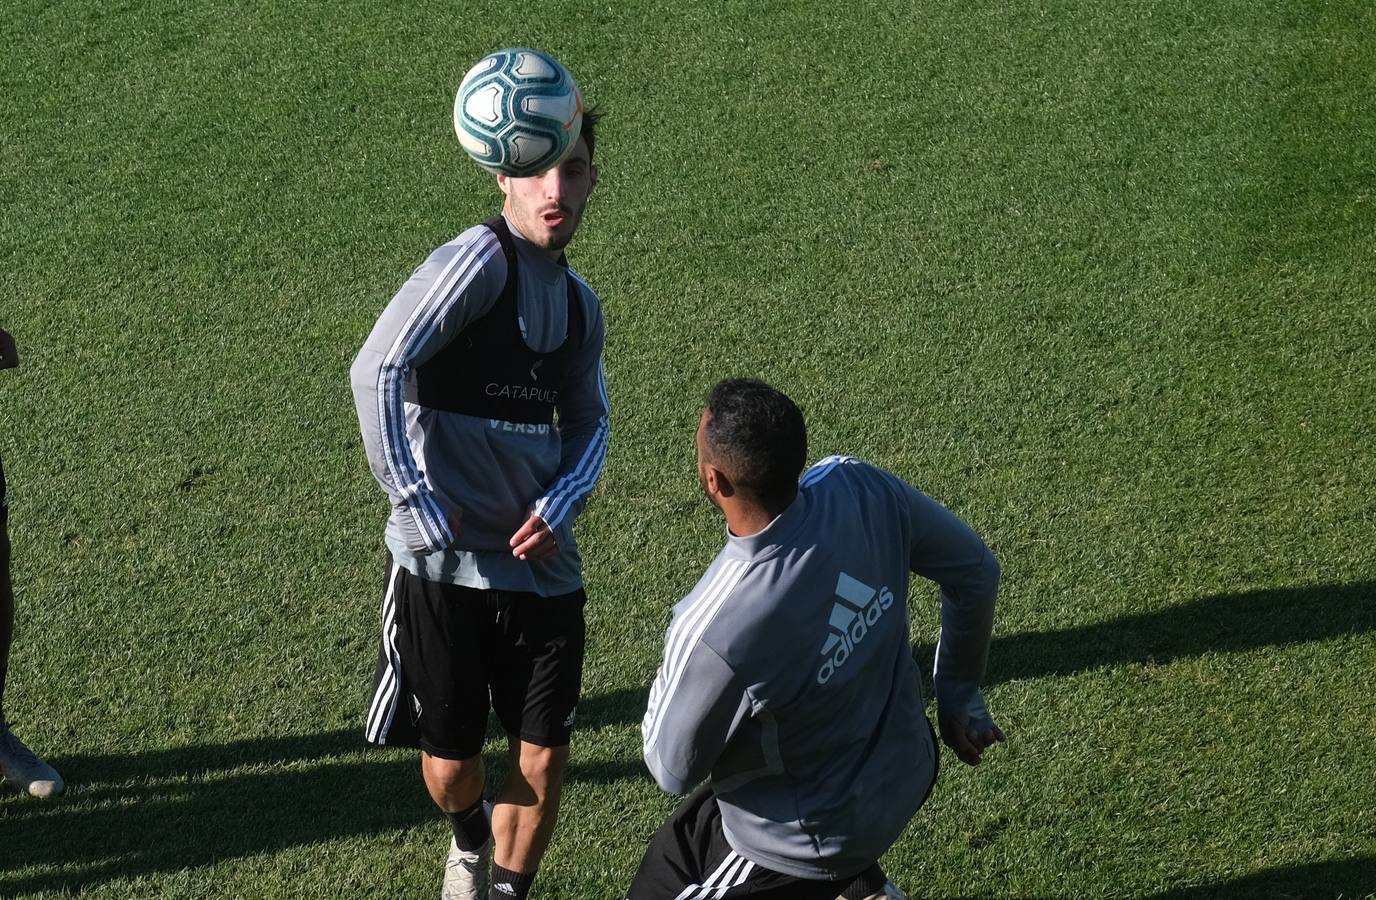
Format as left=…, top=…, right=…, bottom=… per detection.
left=938, top=712, right=1005, bottom=766
left=0, top=329, right=18, bottom=370
left=509, top=512, right=557, bottom=561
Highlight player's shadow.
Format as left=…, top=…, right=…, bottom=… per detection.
left=1146, top=855, right=1376, bottom=898
left=0, top=700, right=648, bottom=895
left=576, top=684, right=650, bottom=730
left=914, top=580, right=1375, bottom=685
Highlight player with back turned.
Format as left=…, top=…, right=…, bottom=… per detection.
left=629, top=379, right=1004, bottom=900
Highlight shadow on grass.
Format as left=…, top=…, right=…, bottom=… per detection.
left=578, top=684, right=649, bottom=729
left=1148, top=855, right=1376, bottom=898
left=916, top=581, right=1375, bottom=685
left=0, top=711, right=645, bottom=895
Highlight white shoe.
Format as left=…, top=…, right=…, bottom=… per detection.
left=441, top=801, right=492, bottom=900
left=441, top=836, right=491, bottom=900
left=0, top=722, right=64, bottom=798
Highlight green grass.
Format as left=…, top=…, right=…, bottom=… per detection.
left=2, top=0, right=1373, bottom=896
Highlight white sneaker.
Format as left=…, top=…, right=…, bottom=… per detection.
left=441, top=835, right=491, bottom=900
left=441, top=801, right=492, bottom=900
left=0, top=722, right=64, bottom=799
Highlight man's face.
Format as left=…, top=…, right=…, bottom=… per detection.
left=497, top=136, right=597, bottom=258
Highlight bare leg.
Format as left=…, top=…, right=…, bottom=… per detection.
left=491, top=737, right=569, bottom=873
left=422, top=750, right=486, bottom=813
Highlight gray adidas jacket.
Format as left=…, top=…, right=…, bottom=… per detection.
left=642, top=456, right=1000, bottom=880
left=350, top=216, right=608, bottom=596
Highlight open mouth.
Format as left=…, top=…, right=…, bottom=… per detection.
left=542, top=209, right=569, bottom=227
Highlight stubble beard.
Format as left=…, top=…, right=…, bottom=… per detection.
left=513, top=203, right=581, bottom=254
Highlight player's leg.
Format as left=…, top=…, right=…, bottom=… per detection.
left=489, top=738, right=568, bottom=890
left=427, top=751, right=492, bottom=900
left=387, top=569, right=495, bottom=899
left=625, top=784, right=856, bottom=900
left=487, top=587, right=585, bottom=899
left=624, top=783, right=720, bottom=899
left=423, top=751, right=487, bottom=814
left=0, top=454, right=63, bottom=799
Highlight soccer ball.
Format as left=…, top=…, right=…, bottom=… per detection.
left=454, top=49, right=583, bottom=178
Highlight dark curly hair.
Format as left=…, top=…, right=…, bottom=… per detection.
left=703, top=379, right=807, bottom=508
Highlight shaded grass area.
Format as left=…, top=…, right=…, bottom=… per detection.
left=0, top=724, right=645, bottom=896
left=3, top=580, right=1371, bottom=895
left=2, top=0, right=1373, bottom=896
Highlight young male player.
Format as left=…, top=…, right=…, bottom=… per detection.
left=350, top=115, right=607, bottom=900
left=0, top=327, right=64, bottom=799
left=631, top=379, right=1003, bottom=900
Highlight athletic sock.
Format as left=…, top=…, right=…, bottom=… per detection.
left=445, top=799, right=491, bottom=851
left=842, top=863, right=888, bottom=899
left=488, top=864, right=535, bottom=900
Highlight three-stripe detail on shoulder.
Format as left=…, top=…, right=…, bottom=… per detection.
left=376, top=229, right=502, bottom=551
left=800, top=454, right=859, bottom=488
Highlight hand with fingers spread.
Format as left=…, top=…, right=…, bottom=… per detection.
left=938, top=711, right=1006, bottom=766
left=509, top=512, right=558, bottom=561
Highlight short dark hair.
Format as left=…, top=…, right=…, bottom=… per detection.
left=704, top=379, right=807, bottom=507
left=580, top=107, right=602, bottom=163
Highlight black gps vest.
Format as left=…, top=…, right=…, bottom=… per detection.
left=414, top=216, right=587, bottom=425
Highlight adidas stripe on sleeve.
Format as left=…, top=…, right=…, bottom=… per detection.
left=532, top=346, right=609, bottom=532
left=642, top=559, right=753, bottom=795
left=350, top=227, right=505, bottom=554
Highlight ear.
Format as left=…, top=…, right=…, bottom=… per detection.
left=589, top=163, right=599, bottom=194
left=496, top=173, right=512, bottom=196
left=706, top=464, right=736, bottom=500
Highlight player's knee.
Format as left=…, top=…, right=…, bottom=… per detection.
left=519, top=743, right=569, bottom=780
left=423, top=752, right=484, bottom=796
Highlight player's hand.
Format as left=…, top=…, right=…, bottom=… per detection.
left=0, top=329, right=18, bottom=370
left=509, top=513, right=558, bottom=561
left=939, top=712, right=1005, bottom=766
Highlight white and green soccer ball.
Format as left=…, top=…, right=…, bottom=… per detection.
left=454, top=48, right=583, bottom=178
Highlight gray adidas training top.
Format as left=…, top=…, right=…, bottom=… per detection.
left=350, top=215, right=609, bottom=596
left=642, top=456, right=1000, bottom=880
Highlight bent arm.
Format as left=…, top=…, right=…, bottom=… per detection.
left=642, top=638, right=748, bottom=795
left=900, top=482, right=1001, bottom=724
left=350, top=228, right=506, bottom=553
left=531, top=290, right=609, bottom=532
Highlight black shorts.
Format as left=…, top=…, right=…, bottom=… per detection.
left=625, top=784, right=864, bottom=900
left=365, top=554, right=586, bottom=760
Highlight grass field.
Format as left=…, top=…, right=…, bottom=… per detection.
left=2, top=0, right=1374, bottom=896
